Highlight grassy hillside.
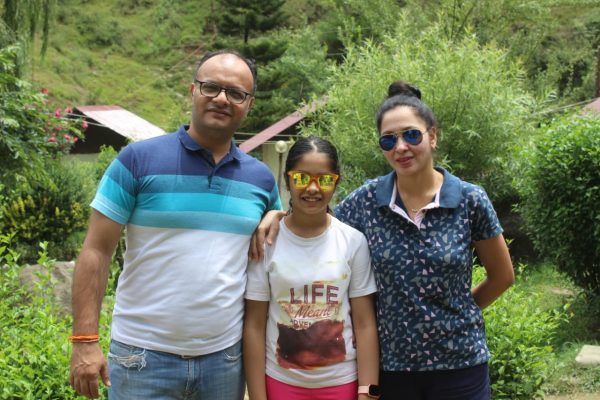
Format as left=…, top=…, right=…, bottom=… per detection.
left=32, top=0, right=214, bottom=131
left=29, top=0, right=319, bottom=131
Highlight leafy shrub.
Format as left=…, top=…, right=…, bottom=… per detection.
left=303, top=18, right=534, bottom=202
left=516, top=113, right=600, bottom=294
left=0, top=235, right=113, bottom=399
left=0, top=46, right=81, bottom=181
left=0, top=158, right=96, bottom=263
left=474, top=266, right=567, bottom=399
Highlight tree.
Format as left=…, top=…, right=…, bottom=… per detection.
left=1, top=0, right=55, bottom=68
left=303, top=17, right=534, bottom=202
left=215, top=0, right=287, bottom=44
left=517, top=113, right=600, bottom=294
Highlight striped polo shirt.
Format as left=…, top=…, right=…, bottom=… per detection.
left=335, top=168, right=502, bottom=371
left=91, top=125, right=281, bottom=356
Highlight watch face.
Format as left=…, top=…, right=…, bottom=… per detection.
left=369, top=385, right=381, bottom=396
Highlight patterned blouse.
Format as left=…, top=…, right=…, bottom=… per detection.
left=334, top=167, right=502, bottom=371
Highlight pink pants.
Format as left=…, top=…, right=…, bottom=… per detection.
left=266, top=375, right=358, bottom=400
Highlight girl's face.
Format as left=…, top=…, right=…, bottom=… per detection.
left=380, top=106, right=437, bottom=178
left=287, top=151, right=338, bottom=217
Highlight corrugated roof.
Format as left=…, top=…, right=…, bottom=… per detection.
left=76, top=105, right=165, bottom=141
left=584, top=97, right=600, bottom=114
left=239, top=111, right=304, bottom=153
left=238, top=97, right=327, bottom=153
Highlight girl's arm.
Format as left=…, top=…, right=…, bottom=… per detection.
left=350, top=294, right=379, bottom=399
left=243, top=300, right=270, bottom=400
left=472, top=234, right=515, bottom=309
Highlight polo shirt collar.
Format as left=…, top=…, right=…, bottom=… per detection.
left=177, top=124, right=243, bottom=161
left=375, top=167, right=462, bottom=209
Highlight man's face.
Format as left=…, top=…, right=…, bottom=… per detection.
left=189, top=54, right=255, bottom=140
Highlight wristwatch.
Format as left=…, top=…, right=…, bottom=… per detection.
left=358, top=384, right=381, bottom=398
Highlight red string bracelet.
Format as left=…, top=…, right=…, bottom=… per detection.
left=68, top=335, right=100, bottom=343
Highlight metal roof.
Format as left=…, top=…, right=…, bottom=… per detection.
left=238, top=97, right=327, bottom=153
left=76, top=105, right=165, bottom=141
left=584, top=97, right=600, bottom=114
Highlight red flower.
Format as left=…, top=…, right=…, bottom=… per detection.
left=63, top=134, right=72, bottom=141
left=54, top=109, right=61, bottom=117
left=64, top=107, right=73, bottom=114
left=82, top=121, right=89, bottom=129
left=41, top=88, right=49, bottom=95
left=48, top=135, right=57, bottom=143
left=73, top=137, right=79, bottom=143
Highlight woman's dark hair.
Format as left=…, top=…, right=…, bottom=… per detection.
left=375, top=80, right=437, bottom=132
left=284, top=136, right=340, bottom=190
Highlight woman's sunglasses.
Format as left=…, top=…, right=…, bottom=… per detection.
left=378, top=129, right=424, bottom=151
left=287, top=171, right=339, bottom=191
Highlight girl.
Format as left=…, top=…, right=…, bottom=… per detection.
left=243, top=136, right=380, bottom=400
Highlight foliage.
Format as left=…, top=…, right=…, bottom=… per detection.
left=404, top=0, right=600, bottom=108
left=0, top=45, right=81, bottom=180
left=215, top=0, right=287, bottom=44
left=313, top=0, right=405, bottom=63
left=0, top=234, right=113, bottom=399
left=303, top=19, right=534, bottom=201
left=473, top=265, right=567, bottom=399
left=242, top=27, right=332, bottom=131
left=516, top=113, right=600, bottom=294
left=0, top=158, right=96, bottom=263
left=1, top=0, right=55, bottom=70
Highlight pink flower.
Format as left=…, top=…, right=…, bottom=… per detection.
left=54, top=109, right=61, bottom=117
left=48, top=135, right=57, bottom=143
left=82, top=121, right=89, bottom=129
left=63, top=134, right=72, bottom=141
left=73, top=136, right=79, bottom=143
left=64, top=107, right=73, bottom=114
left=41, top=88, right=49, bottom=95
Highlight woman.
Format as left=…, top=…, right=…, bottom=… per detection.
left=244, top=136, right=380, bottom=400
left=252, top=81, right=514, bottom=399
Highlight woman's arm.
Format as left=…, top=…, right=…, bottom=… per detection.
left=472, top=234, right=515, bottom=309
left=350, top=294, right=379, bottom=399
left=243, top=300, right=270, bottom=400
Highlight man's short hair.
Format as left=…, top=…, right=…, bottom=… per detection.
left=194, top=49, right=257, bottom=94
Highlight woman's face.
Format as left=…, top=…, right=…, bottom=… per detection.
left=379, top=106, right=437, bottom=178
left=286, top=151, right=337, bottom=217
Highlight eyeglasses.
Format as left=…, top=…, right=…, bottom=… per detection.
left=287, top=171, right=339, bottom=191
left=193, top=80, right=253, bottom=104
left=378, top=129, right=424, bottom=151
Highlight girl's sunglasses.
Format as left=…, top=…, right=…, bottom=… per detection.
left=378, top=129, right=424, bottom=151
left=287, top=171, right=339, bottom=191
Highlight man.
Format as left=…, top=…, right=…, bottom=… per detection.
left=69, top=49, right=281, bottom=400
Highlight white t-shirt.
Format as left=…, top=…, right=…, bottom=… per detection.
left=245, top=217, right=377, bottom=388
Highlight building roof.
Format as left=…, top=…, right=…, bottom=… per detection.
left=583, top=97, right=600, bottom=114
left=238, top=97, right=327, bottom=153
left=75, top=105, right=165, bottom=141
left=239, top=111, right=304, bottom=153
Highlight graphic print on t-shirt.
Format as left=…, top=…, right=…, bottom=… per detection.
left=277, top=280, right=345, bottom=369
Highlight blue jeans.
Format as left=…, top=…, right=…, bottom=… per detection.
left=108, top=339, right=244, bottom=400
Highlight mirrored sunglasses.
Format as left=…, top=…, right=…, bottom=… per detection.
left=287, top=171, right=339, bottom=191
left=378, top=129, right=424, bottom=151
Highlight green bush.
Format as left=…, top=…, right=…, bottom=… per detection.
left=303, top=18, right=534, bottom=202
left=0, top=235, right=113, bottom=399
left=516, top=113, right=600, bottom=294
left=474, top=266, right=567, bottom=399
left=1, top=45, right=81, bottom=181
left=0, top=158, right=96, bottom=263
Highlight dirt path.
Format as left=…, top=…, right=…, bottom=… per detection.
left=544, top=394, right=600, bottom=400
